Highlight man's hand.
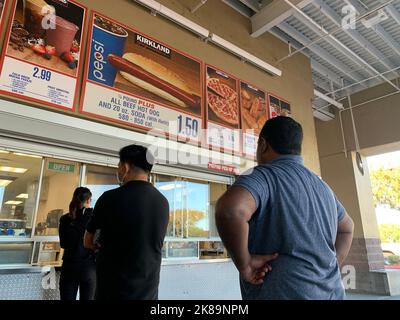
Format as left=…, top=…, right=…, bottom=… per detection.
left=239, top=254, right=279, bottom=285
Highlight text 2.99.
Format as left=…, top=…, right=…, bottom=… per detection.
left=33, top=67, right=51, bottom=81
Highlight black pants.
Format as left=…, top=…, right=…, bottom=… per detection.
left=60, top=261, right=96, bottom=300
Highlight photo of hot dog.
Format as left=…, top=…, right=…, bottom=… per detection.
left=108, top=53, right=200, bottom=109
left=86, top=13, right=202, bottom=117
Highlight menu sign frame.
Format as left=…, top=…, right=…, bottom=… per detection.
left=0, top=0, right=7, bottom=30
left=240, top=80, right=268, bottom=159
left=268, top=93, right=292, bottom=118
left=0, top=0, right=87, bottom=111
left=80, top=11, right=204, bottom=144
left=205, top=64, right=241, bottom=154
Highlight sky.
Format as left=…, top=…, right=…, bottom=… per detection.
left=367, top=150, right=400, bottom=170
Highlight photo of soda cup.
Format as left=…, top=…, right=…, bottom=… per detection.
left=88, top=15, right=128, bottom=87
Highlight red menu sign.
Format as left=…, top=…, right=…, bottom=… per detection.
left=0, top=0, right=87, bottom=110
left=205, top=65, right=241, bottom=153
left=268, top=93, right=291, bottom=118
left=240, top=81, right=268, bottom=158
left=80, top=12, right=203, bottom=143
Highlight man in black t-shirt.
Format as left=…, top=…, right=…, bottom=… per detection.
left=84, top=145, right=169, bottom=300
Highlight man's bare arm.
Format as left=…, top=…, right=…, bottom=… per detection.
left=335, top=214, right=354, bottom=266
left=216, top=186, right=278, bottom=284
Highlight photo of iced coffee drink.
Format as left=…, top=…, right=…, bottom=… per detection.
left=5, top=0, right=85, bottom=76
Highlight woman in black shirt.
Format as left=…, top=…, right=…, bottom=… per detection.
left=59, top=187, right=96, bottom=300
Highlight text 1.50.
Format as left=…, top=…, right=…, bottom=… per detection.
left=177, top=115, right=199, bottom=138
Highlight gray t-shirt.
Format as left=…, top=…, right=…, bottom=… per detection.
left=234, top=155, right=346, bottom=300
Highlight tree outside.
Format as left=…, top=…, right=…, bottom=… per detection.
left=370, top=166, right=400, bottom=244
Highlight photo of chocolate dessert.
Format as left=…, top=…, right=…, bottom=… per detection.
left=6, top=0, right=85, bottom=77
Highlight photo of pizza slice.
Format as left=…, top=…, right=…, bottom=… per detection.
left=207, top=78, right=239, bottom=126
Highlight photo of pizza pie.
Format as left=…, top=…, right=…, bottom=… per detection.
left=207, top=77, right=239, bottom=126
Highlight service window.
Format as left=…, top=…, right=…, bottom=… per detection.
left=0, top=242, right=33, bottom=265
left=154, top=174, right=210, bottom=239
left=154, top=173, right=230, bottom=261
left=35, top=159, right=81, bottom=236
left=0, top=151, right=42, bottom=238
left=83, top=164, right=118, bottom=207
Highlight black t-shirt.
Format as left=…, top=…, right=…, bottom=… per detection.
left=86, top=180, right=169, bottom=300
left=59, top=208, right=95, bottom=265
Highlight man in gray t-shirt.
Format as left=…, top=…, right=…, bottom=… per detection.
left=216, top=117, right=354, bottom=300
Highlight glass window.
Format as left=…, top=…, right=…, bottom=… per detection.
left=35, top=159, right=81, bottom=236
left=0, top=242, right=33, bottom=264
left=83, top=165, right=118, bottom=207
left=165, top=241, right=198, bottom=259
left=154, top=175, right=210, bottom=239
left=0, top=151, right=42, bottom=237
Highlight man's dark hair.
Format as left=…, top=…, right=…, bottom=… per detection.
left=259, top=116, right=303, bottom=155
left=119, top=145, right=154, bottom=173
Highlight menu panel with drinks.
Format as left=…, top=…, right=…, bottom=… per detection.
left=80, top=12, right=203, bottom=142
left=0, top=0, right=86, bottom=110
left=240, top=81, right=268, bottom=158
left=205, top=65, right=241, bottom=154
left=269, top=94, right=291, bottom=118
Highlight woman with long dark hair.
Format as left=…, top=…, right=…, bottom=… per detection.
left=59, top=187, right=96, bottom=300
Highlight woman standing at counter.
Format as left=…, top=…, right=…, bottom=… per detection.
left=58, top=187, right=96, bottom=300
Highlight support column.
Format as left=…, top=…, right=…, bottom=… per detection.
left=320, top=151, right=389, bottom=294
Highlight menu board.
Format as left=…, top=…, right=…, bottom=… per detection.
left=205, top=65, right=240, bottom=153
left=240, top=81, right=268, bottom=158
left=268, top=94, right=291, bottom=118
left=0, top=0, right=86, bottom=110
left=80, top=12, right=203, bottom=142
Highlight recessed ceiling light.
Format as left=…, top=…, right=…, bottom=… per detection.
left=0, top=166, right=28, bottom=174
left=16, top=193, right=29, bottom=199
left=0, top=179, right=13, bottom=187
left=5, top=200, right=23, bottom=205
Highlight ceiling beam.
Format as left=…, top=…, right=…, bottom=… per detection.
left=221, top=0, right=253, bottom=17
left=311, top=0, right=398, bottom=79
left=292, top=11, right=376, bottom=78
left=269, top=28, right=343, bottom=87
left=251, top=0, right=313, bottom=37
left=238, top=0, right=260, bottom=13
left=384, top=4, right=400, bottom=25
left=345, top=0, right=400, bottom=59
left=278, top=22, right=366, bottom=84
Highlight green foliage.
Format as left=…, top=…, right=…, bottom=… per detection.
left=379, top=224, right=400, bottom=243
left=370, top=167, right=400, bottom=209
